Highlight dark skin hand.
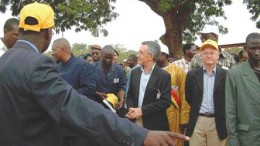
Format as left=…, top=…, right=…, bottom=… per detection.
left=143, top=131, right=190, bottom=146
left=96, top=91, right=107, bottom=100
left=179, top=124, right=188, bottom=134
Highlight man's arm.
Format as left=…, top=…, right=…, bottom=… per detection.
left=225, top=71, right=240, bottom=146
left=117, top=67, right=126, bottom=108
left=77, top=62, right=96, bottom=100
left=31, top=56, right=189, bottom=146
left=178, top=70, right=190, bottom=132
left=185, top=71, right=193, bottom=105
left=31, top=57, right=147, bottom=145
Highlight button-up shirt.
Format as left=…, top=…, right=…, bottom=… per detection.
left=173, top=58, right=191, bottom=73
left=199, top=67, right=216, bottom=114
left=138, top=63, right=155, bottom=107
left=0, top=39, right=8, bottom=57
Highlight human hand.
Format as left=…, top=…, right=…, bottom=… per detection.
left=143, top=131, right=189, bottom=146
left=116, top=100, right=124, bottom=109
left=96, top=92, right=107, bottom=100
left=179, top=124, right=188, bottom=134
left=125, top=108, right=142, bottom=119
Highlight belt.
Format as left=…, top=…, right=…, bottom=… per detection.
left=199, top=113, right=215, bottom=117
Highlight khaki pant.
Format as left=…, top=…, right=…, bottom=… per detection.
left=190, top=116, right=227, bottom=146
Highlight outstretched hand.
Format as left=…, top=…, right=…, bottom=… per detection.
left=143, top=131, right=189, bottom=146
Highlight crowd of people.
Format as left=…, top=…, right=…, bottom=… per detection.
left=0, top=2, right=259, bottom=146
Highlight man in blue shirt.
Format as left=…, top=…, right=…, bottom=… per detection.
left=93, top=45, right=126, bottom=116
left=51, top=38, right=97, bottom=146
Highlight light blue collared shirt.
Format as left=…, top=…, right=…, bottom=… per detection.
left=138, top=63, right=156, bottom=107
left=199, top=67, right=216, bottom=114
left=17, top=40, right=39, bottom=52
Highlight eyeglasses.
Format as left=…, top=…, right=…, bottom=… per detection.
left=201, top=52, right=219, bottom=56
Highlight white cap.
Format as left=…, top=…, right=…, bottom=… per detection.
left=158, top=41, right=169, bottom=55
left=197, top=25, right=219, bottom=36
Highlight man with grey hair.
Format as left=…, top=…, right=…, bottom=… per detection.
left=126, top=41, right=171, bottom=131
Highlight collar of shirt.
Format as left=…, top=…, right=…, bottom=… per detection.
left=0, top=39, right=8, bottom=51
left=203, top=66, right=216, bottom=75
left=181, top=58, right=189, bottom=64
left=96, top=61, right=116, bottom=72
left=140, top=63, right=156, bottom=74
left=62, top=54, right=75, bottom=65
left=17, top=40, right=39, bottom=52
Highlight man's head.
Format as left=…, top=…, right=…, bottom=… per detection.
left=90, top=44, right=102, bottom=62
left=197, top=26, right=219, bottom=43
left=183, top=43, right=197, bottom=60
left=2, top=18, right=19, bottom=49
left=157, top=42, right=169, bottom=68
left=200, top=39, right=220, bottom=67
left=137, top=41, right=160, bottom=66
left=83, top=53, right=94, bottom=64
left=113, top=50, right=119, bottom=63
left=51, top=38, right=71, bottom=63
left=245, top=33, right=260, bottom=65
left=126, top=54, right=137, bottom=68
left=101, top=45, right=114, bottom=67
left=18, top=2, right=54, bottom=53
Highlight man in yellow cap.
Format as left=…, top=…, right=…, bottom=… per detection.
left=0, top=2, right=189, bottom=146
left=185, top=39, right=228, bottom=146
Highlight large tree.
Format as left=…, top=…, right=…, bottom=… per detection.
left=140, top=0, right=233, bottom=57
left=1, top=0, right=259, bottom=57
left=0, top=0, right=118, bottom=36
left=141, top=0, right=259, bottom=57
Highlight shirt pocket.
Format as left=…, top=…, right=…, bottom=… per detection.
left=237, top=123, right=250, bottom=131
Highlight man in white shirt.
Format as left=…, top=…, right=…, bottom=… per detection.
left=0, top=18, right=19, bottom=57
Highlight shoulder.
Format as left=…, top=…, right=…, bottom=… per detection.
left=113, top=63, right=125, bottom=71
left=228, top=61, right=248, bottom=75
left=155, top=66, right=170, bottom=77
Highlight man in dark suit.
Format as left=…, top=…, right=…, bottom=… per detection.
left=126, top=41, right=171, bottom=131
left=185, top=39, right=228, bottom=146
left=0, top=2, right=189, bottom=146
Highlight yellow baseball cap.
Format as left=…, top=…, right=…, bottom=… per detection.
left=200, top=39, right=219, bottom=51
left=105, top=93, right=119, bottom=108
left=19, top=2, right=54, bottom=32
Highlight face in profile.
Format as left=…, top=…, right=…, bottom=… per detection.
left=51, top=44, right=63, bottom=62
left=5, top=24, right=19, bottom=49
left=137, top=45, right=152, bottom=66
left=113, top=52, right=119, bottom=63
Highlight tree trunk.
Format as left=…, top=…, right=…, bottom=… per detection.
left=160, top=11, right=183, bottom=59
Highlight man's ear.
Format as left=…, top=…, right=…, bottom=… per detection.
left=4, top=28, right=8, bottom=33
left=43, top=28, right=52, bottom=41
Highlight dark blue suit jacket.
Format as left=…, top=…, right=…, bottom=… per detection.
left=0, top=40, right=148, bottom=146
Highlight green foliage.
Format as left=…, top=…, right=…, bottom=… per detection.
left=141, top=0, right=234, bottom=43
left=71, top=43, right=89, bottom=57
left=113, top=44, right=137, bottom=63
left=243, top=0, right=260, bottom=28
left=0, top=0, right=118, bottom=36
left=44, top=43, right=136, bottom=63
